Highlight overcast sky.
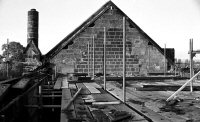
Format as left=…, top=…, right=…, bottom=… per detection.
left=0, top=0, right=200, bottom=60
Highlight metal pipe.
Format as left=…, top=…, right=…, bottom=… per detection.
left=123, top=16, right=126, bottom=102
left=104, top=27, right=106, bottom=90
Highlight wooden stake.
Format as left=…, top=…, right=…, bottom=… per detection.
left=123, top=16, right=126, bottom=102
left=104, top=27, right=106, bottom=90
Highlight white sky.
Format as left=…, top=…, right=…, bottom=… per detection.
left=0, top=0, right=200, bottom=60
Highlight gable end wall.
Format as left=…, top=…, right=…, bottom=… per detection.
left=51, top=7, right=170, bottom=76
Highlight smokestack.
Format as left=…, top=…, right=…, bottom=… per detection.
left=27, top=9, right=39, bottom=47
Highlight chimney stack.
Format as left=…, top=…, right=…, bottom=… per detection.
left=27, top=9, right=39, bottom=47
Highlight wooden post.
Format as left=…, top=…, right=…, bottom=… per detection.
left=88, top=41, right=90, bottom=76
left=190, top=39, right=194, bottom=92
left=148, top=45, right=150, bottom=72
left=93, top=36, right=95, bottom=79
left=6, top=39, right=9, bottom=78
left=164, top=44, right=166, bottom=77
left=54, top=65, right=57, bottom=79
left=38, top=85, right=43, bottom=108
left=175, top=66, right=176, bottom=77
left=123, top=16, right=126, bottom=102
left=167, top=70, right=200, bottom=101
left=104, top=27, right=106, bottom=90
left=52, top=74, right=54, bottom=81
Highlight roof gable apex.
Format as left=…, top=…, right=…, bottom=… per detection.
left=45, top=1, right=174, bottom=64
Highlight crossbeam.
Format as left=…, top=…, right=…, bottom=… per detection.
left=34, top=95, right=62, bottom=98
left=188, top=50, right=200, bottom=54
left=24, top=105, right=61, bottom=108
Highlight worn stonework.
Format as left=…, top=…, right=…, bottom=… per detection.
left=51, top=5, right=172, bottom=76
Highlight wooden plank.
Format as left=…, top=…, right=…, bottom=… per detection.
left=83, top=83, right=101, bottom=93
left=87, top=91, right=147, bottom=121
left=83, top=82, right=102, bottom=88
left=0, top=84, right=10, bottom=102
left=61, top=77, right=69, bottom=89
left=54, top=77, right=63, bottom=89
left=62, top=88, right=72, bottom=100
left=68, top=83, right=76, bottom=89
left=12, top=78, right=30, bottom=89
left=60, top=88, right=76, bottom=122
left=92, top=93, right=117, bottom=102
left=76, top=83, right=90, bottom=95
left=85, top=86, right=101, bottom=94
left=136, top=85, right=200, bottom=91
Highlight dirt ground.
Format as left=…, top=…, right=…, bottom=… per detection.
left=97, top=79, right=200, bottom=122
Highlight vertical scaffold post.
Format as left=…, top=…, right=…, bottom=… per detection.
left=54, top=65, right=57, bottom=79
left=190, top=39, right=194, bottom=92
left=88, top=41, right=90, bottom=76
left=123, top=16, right=126, bottom=102
left=164, top=44, right=166, bottom=77
left=104, top=27, right=106, bottom=90
left=93, top=36, right=95, bottom=79
left=38, top=84, right=42, bottom=108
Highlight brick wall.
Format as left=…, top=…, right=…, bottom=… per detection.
left=51, top=6, right=168, bottom=76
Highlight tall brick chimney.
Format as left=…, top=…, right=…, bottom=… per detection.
left=27, top=9, right=39, bottom=47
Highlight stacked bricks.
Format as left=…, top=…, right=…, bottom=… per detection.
left=52, top=6, right=167, bottom=76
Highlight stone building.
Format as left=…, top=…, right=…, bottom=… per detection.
left=45, top=1, right=174, bottom=76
